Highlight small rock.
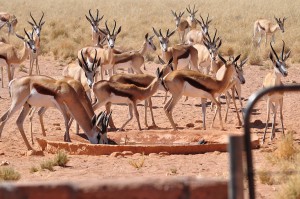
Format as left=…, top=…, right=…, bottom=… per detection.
left=1, top=161, right=9, bottom=166
left=122, top=151, right=133, bottom=156
left=53, top=123, right=60, bottom=126
left=110, top=152, right=122, bottom=157
left=186, top=123, right=195, bottom=128
left=159, top=152, right=170, bottom=157
left=132, top=153, right=142, bottom=157
left=213, top=151, right=221, bottom=155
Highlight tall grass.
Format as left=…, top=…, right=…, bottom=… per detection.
left=1, top=0, right=300, bottom=63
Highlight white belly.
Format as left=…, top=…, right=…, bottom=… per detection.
left=27, top=89, right=58, bottom=108
left=107, top=93, right=132, bottom=104
left=182, top=82, right=212, bottom=98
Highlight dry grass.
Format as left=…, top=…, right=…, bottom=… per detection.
left=258, top=132, right=300, bottom=198
left=1, top=0, right=300, bottom=63
left=53, top=150, right=69, bottom=167
left=0, top=167, right=21, bottom=181
left=128, top=156, right=145, bottom=169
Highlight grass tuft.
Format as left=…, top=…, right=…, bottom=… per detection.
left=129, top=157, right=145, bottom=169
left=0, top=167, right=21, bottom=181
left=53, top=150, right=69, bottom=167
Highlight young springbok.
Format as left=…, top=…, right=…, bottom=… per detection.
left=253, top=16, right=286, bottom=47
left=0, top=29, right=36, bottom=87
left=171, top=10, right=189, bottom=43
left=262, top=41, right=290, bottom=143
left=93, top=68, right=164, bottom=131
left=28, top=12, right=45, bottom=75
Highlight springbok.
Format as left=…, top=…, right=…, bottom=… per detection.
left=186, top=14, right=212, bottom=45
left=28, top=12, right=45, bottom=75
left=27, top=76, right=108, bottom=144
left=108, top=56, right=173, bottom=128
left=186, top=5, right=198, bottom=29
left=152, top=27, right=199, bottom=71
left=0, top=75, right=110, bottom=150
left=163, top=54, right=241, bottom=130
left=85, top=9, right=106, bottom=46
left=0, top=12, right=18, bottom=40
left=262, top=41, right=290, bottom=143
left=253, top=16, right=286, bottom=47
left=171, top=10, right=189, bottom=43
left=63, top=49, right=101, bottom=100
left=0, top=29, right=36, bottom=87
left=93, top=68, right=164, bottom=131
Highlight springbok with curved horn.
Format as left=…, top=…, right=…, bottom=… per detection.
left=171, top=10, right=189, bottom=43
left=85, top=9, right=106, bottom=45
left=28, top=12, right=45, bottom=75
left=262, top=41, right=290, bottom=143
left=0, top=12, right=18, bottom=41
left=152, top=27, right=199, bottom=72
left=0, top=29, right=36, bottom=87
left=186, top=14, right=212, bottom=45
left=163, top=54, right=241, bottom=131
left=186, top=4, right=198, bottom=29
left=0, top=75, right=110, bottom=150
left=253, top=16, right=286, bottom=46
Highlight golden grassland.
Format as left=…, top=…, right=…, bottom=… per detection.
left=1, top=0, right=300, bottom=63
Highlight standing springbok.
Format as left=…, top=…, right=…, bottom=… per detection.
left=262, top=41, right=290, bottom=143
left=0, top=12, right=18, bottom=41
left=93, top=68, right=164, bottom=131
left=85, top=9, right=106, bottom=46
left=0, top=29, right=36, bottom=87
left=253, top=16, right=286, bottom=47
left=28, top=12, right=45, bottom=75
left=0, top=75, right=110, bottom=150
left=152, top=27, right=199, bottom=71
left=186, top=14, right=212, bottom=45
left=186, top=5, right=198, bottom=29
left=171, top=10, right=189, bottom=43
left=163, top=54, right=241, bottom=131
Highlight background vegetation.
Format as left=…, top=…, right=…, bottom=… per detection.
left=1, top=0, right=300, bottom=63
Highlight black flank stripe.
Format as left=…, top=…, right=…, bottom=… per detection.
left=177, top=49, right=190, bottom=60
left=183, top=77, right=211, bottom=92
left=111, top=87, right=134, bottom=100
left=116, top=55, right=133, bottom=64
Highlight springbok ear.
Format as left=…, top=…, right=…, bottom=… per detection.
left=15, top=33, right=25, bottom=41
left=217, top=40, right=222, bottom=49
left=284, top=50, right=291, bottom=60
left=196, top=18, right=202, bottom=25
left=180, top=11, right=185, bottom=17
left=40, top=21, right=45, bottom=27
left=158, top=55, right=165, bottom=64
left=85, top=15, right=92, bottom=24
left=241, top=58, right=248, bottom=66
left=145, top=33, right=149, bottom=40
left=28, top=21, right=35, bottom=27
left=168, top=29, right=176, bottom=38
left=116, top=26, right=122, bottom=35
left=233, top=54, right=241, bottom=63
left=156, top=68, right=160, bottom=77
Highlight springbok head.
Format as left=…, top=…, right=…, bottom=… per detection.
left=171, top=10, right=185, bottom=27
left=78, top=49, right=101, bottom=88
left=152, top=27, right=176, bottom=52
left=203, top=29, right=222, bottom=61
left=196, top=14, right=212, bottom=35
left=15, top=28, right=37, bottom=54
left=229, top=56, right=247, bottom=84
left=99, top=20, right=121, bottom=48
left=274, top=16, right=287, bottom=33
left=145, top=33, right=156, bottom=51
left=28, top=12, right=45, bottom=37
left=269, top=41, right=290, bottom=77
left=186, top=4, right=198, bottom=23
left=85, top=9, right=104, bottom=34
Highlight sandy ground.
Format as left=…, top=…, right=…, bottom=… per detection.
left=0, top=56, right=300, bottom=199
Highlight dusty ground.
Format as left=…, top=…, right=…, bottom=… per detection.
left=0, top=56, right=300, bottom=199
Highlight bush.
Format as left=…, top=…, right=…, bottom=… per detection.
left=0, top=167, right=21, bottom=181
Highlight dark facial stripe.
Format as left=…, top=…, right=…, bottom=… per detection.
left=177, top=49, right=190, bottom=60
left=183, top=77, right=212, bottom=93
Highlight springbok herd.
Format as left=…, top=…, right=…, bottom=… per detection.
left=0, top=6, right=291, bottom=150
